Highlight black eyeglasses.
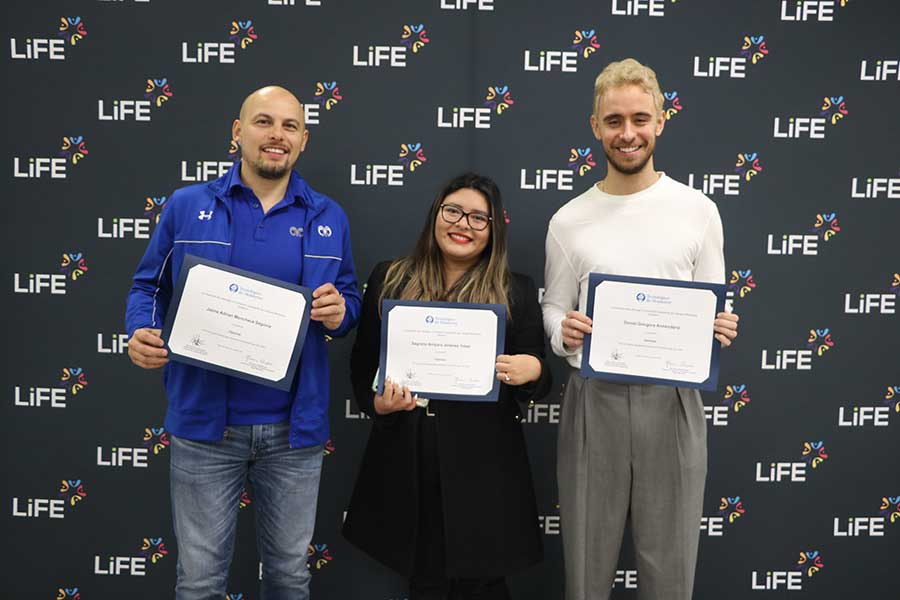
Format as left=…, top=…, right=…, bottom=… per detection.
left=439, top=203, right=492, bottom=231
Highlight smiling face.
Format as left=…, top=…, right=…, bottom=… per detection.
left=232, top=86, right=308, bottom=181
left=590, top=83, right=665, bottom=177
left=433, top=188, right=491, bottom=270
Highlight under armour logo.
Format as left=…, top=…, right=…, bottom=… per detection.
left=198, top=210, right=214, bottom=221
left=289, top=226, right=303, bottom=238
left=317, top=225, right=333, bottom=237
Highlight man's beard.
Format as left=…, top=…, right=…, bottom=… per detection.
left=604, top=145, right=653, bottom=176
left=250, top=156, right=292, bottom=180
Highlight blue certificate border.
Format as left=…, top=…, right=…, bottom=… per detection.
left=161, top=254, right=313, bottom=392
left=378, top=299, right=507, bottom=402
left=580, top=273, right=726, bottom=391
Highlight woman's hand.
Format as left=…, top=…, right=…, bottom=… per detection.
left=495, top=354, right=541, bottom=386
left=373, top=377, right=417, bottom=415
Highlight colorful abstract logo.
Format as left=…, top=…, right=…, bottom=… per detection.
left=239, top=490, right=252, bottom=509
left=314, top=81, right=342, bottom=111
left=398, top=143, right=427, bottom=172
left=806, top=328, right=834, bottom=356
left=812, top=213, right=840, bottom=240
left=740, top=35, right=768, bottom=64
left=144, top=79, right=174, bottom=108
left=141, top=537, right=169, bottom=564
left=144, top=196, right=169, bottom=224
left=401, top=24, right=429, bottom=53
left=57, top=589, right=80, bottom=600
left=61, top=252, right=88, bottom=281
left=60, top=367, right=88, bottom=394
left=229, top=20, right=258, bottom=49
left=323, top=439, right=336, bottom=457
left=820, top=96, right=848, bottom=125
left=60, top=136, right=88, bottom=165
left=568, top=148, right=596, bottom=176
left=735, top=153, right=763, bottom=182
left=718, top=496, right=745, bottom=524
left=795, top=551, right=824, bottom=578
left=801, top=441, right=828, bottom=469
left=571, top=29, right=600, bottom=59
left=723, top=384, right=751, bottom=412
left=880, top=496, right=900, bottom=524
left=59, top=479, right=87, bottom=507
left=884, top=386, right=900, bottom=413
left=58, top=17, right=87, bottom=46
left=890, top=273, right=899, bottom=295
left=308, top=543, right=333, bottom=570
left=728, top=269, right=756, bottom=299
left=485, top=85, right=514, bottom=115
left=143, top=427, right=170, bottom=455
left=226, top=595, right=245, bottom=600
left=663, top=91, right=682, bottom=120
left=227, top=139, right=240, bottom=160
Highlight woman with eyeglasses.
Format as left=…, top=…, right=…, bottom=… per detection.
left=342, top=173, right=551, bottom=599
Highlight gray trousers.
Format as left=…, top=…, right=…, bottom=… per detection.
left=557, top=372, right=707, bottom=600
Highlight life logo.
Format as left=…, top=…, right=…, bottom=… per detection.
left=693, top=35, right=768, bottom=78
left=268, top=0, right=323, bottom=6
left=843, top=273, right=897, bottom=315
left=834, top=496, right=898, bottom=537
left=97, top=425, right=169, bottom=468
left=13, top=135, right=88, bottom=180
left=10, top=17, right=87, bottom=60
left=766, top=212, right=839, bottom=256
left=755, top=441, right=828, bottom=482
left=353, top=24, right=429, bottom=68
left=838, top=385, right=894, bottom=427
left=520, top=146, right=596, bottom=191
left=350, top=142, right=428, bottom=186
left=523, top=29, right=599, bottom=73
left=13, top=367, right=88, bottom=409
left=774, top=95, right=848, bottom=139
left=610, top=0, right=675, bottom=16
left=761, top=327, right=834, bottom=370
left=437, top=84, right=514, bottom=129
left=13, top=252, right=88, bottom=295
left=11, top=479, right=86, bottom=520
left=662, top=90, right=683, bottom=120
left=687, top=152, right=763, bottom=197
left=98, top=78, right=174, bottom=123
left=751, top=551, right=824, bottom=591
left=725, top=269, right=756, bottom=312
left=701, top=496, right=746, bottom=536
left=182, top=19, right=258, bottom=64
left=860, top=58, right=899, bottom=82
left=850, top=172, right=900, bottom=199
left=99, top=195, right=164, bottom=240
left=308, top=543, right=334, bottom=570
left=440, top=0, right=494, bottom=9
left=538, top=503, right=560, bottom=535
left=182, top=139, right=236, bottom=182
left=705, top=384, right=751, bottom=426
left=781, top=0, right=849, bottom=21
left=94, top=537, right=169, bottom=576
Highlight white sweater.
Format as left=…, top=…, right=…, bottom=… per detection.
left=541, top=173, right=725, bottom=367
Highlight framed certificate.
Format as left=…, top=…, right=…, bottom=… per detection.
left=161, top=254, right=312, bottom=391
left=580, top=273, right=726, bottom=391
left=378, top=299, right=507, bottom=402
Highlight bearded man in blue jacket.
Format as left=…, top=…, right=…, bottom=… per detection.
left=125, top=86, right=361, bottom=600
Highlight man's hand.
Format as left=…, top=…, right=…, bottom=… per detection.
left=562, top=311, right=593, bottom=351
left=128, top=328, right=169, bottom=369
left=714, top=312, right=740, bottom=347
left=373, top=378, right=417, bottom=415
left=310, top=283, right=346, bottom=331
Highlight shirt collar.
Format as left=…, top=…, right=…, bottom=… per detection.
left=225, top=160, right=308, bottom=207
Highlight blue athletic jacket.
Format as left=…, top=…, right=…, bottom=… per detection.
left=125, top=163, right=360, bottom=448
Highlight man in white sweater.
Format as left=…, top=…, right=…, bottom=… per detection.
left=542, top=59, right=740, bottom=600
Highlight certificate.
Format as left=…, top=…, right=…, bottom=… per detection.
left=378, top=300, right=506, bottom=402
left=161, top=255, right=312, bottom=391
left=580, top=273, right=725, bottom=391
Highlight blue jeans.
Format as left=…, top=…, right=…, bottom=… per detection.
left=170, top=422, right=323, bottom=600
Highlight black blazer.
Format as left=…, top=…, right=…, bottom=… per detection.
left=342, top=261, right=552, bottom=578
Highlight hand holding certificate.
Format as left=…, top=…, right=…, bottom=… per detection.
left=161, top=255, right=312, bottom=391
left=378, top=300, right=507, bottom=402
left=580, top=273, right=725, bottom=391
